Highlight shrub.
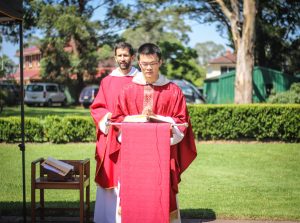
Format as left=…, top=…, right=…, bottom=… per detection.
left=268, top=83, right=300, bottom=104
left=44, top=116, right=96, bottom=143
left=0, top=105, right=299, bottom=143
left=0, top=117, right=44, bottom=142
left=188, top=104, right=300, bottom=142
left=44, top=116, right=68, bottom=143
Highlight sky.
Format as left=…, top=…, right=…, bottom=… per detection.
left=1, top=15, right=229, bottom=65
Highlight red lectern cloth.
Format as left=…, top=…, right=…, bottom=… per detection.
left=121, top=123, right=171, bottom=223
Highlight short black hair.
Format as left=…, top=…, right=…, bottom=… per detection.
left=137, top=43, right=162, bottom=61
left=114, top=42, right=135, bottom=56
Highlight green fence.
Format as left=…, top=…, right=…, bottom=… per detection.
left=204, top=66, right=299, bottom=104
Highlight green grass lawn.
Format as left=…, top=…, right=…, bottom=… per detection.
left=0, top=142, right=299, bottom=220
left=0, top=105, right=90, bottom=117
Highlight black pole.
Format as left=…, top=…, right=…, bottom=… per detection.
left=18, top=21, right=26, bottom=223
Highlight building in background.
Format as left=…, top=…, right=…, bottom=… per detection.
left=206, top=50, right=236, bottom=79
left=6, top=45, right=114, bottom=84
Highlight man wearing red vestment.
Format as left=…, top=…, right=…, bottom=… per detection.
left=111, top=43, right=197, bottom=223
left=90, top=42, right=138, bottom=223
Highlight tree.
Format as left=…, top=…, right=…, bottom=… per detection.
left=215, top=0, right=256, bottom=104
left=26, top=1, right=105, bottom=101
left=195, top=41, right=225, bottom=66
left=1, top=0, right=122, bottom=102
left=268, top=83, right=300, bottom=104
left=113, top=1, right=205, bottom=86
left=255, top=0, right=300, bottom=75
left=23, top=35, right=41, bottom=48
left=164, top=0, right=299, bottom=100
left=97, top=44, right=114, bottom=61
left=0, top=55, right=17, bottom=78
left=122, top=29, right=205, bottom=86
left=122, top=27, right=181, bottom=49
left=159, top=41, right=206, bottom=86
left=115, top=0, right=257, bottom=103
left=122, top=27, right=205, bottom=86
left=119, top=0, right=192, bottom=47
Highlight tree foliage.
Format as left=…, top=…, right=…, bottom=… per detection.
left=2, top=0, right=123, bottom=102
left=0, top=55, right=17, bottom=78
left=157, top=0, right=300, bottom=75
left=37, top=3, right=99, bottom=78
left=159, top=41, right=206, bottom=86
left=195, top=41, right=225, bottom=66
left=176, top=0, right=256, bottom=103
left=255, top=0, right=300, bottom=75
left=23, top=0, right=114, bottom=101
left=268, top=83, right=300, bottom=104
left=3, top=0, right=298, bottom=101
left=118, top=0, right=191, bottom=43
left=114, top=0, right=205, bottom=86
left=114, top=0, right=257, bottom=103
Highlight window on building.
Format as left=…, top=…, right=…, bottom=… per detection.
left=28, top=55, right=32, bottom=68
left=37, top=54, right=41, bottom=67
left=221, top=66, right=235, bottom=74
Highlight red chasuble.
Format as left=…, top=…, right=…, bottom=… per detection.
left=111, top=82, right=197, bottom=213
left=90, top=74, right=133, bottom=188
left=121, top=123, right=170, bottom=223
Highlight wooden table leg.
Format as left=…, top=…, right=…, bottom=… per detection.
left=40, top=189, right=44, bottom=220
left=80, top=187, right=84, bottom=223
left=31, top=183, right=36, bottom=223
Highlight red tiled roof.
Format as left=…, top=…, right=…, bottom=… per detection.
left=16, top=45, right=73, bottom=56
left=10, top=45, right=115, bottom=81
left=209, top=50, right=236, bottom=64
left=16, top=46, right=41, bottom=56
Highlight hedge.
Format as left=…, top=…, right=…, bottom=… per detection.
left=0, top=117, right=44, bottom=142
left=43, top=116, right=96, bottom=143
left=188, top=104, right=300, bottom=142
left=0, top=104, right=299, bottom=143
left=0, top=116, right=96, bottom=143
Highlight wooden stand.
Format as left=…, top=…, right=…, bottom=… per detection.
left=31, top=158, right=90, bottom=223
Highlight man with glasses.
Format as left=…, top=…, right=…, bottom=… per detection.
left=111, top=43, right=197, bottom=222
left=90, top=42, right=138, bottom=223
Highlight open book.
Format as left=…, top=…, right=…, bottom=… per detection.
left=123, top=114, right=174, bottom=124
left=41, top=157, right=74, bottom=176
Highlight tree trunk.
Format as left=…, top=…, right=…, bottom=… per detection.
left=234, top=0, right=256, bottom=104
left=235, top=39, right=254, bottom=103
left=69, top=35, right=83, bottom=104
left=216, top=0, right=256, bottom=104
left=76, top=73, right=84, bottom=103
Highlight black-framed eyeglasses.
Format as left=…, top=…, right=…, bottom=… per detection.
left=139, top=61, right=160, bottom=68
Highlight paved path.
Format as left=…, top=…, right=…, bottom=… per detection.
left=1, top=216, right=299, bottom=223
left=182, top=219, right=300, bottom=223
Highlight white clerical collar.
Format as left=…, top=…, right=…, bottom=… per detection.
left=110, top=67, right=139, bottom=77
left=132, top=72, right=170, bottom=86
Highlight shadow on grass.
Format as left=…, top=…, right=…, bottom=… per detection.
left=1, top=202, right=216, bottom=222
left=181, top=208, right=216, bottom=220
left=0, top=201, right=95, bottom=216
